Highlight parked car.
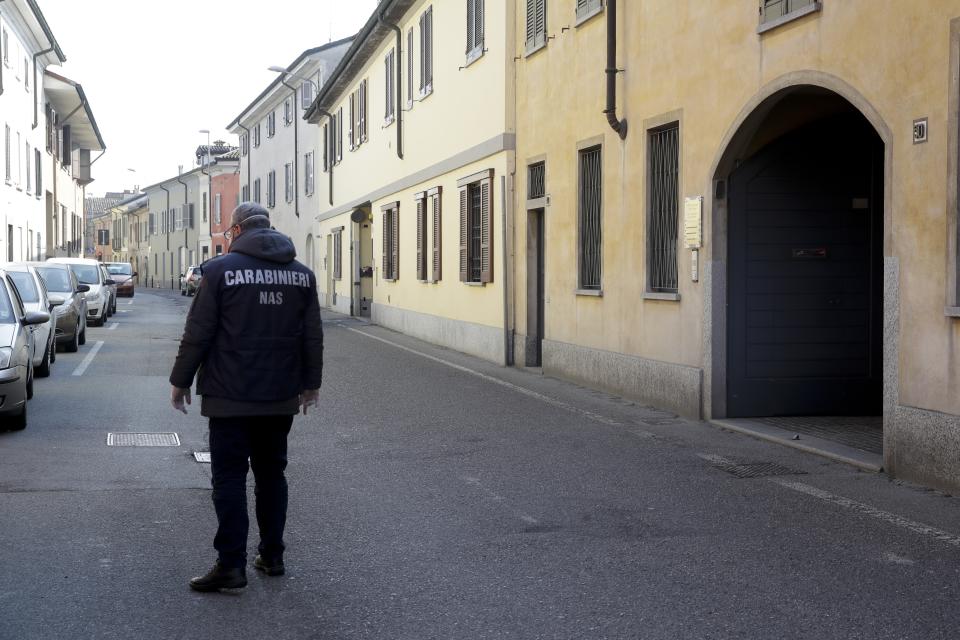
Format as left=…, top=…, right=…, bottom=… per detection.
left=180, top=265, right=203, bottom=296
left=47, top=258, right=110, bottom=327
left=34, top=262, right=88, bottom=353
left=0, top=269, right=50, bottom=430
left=99, top=264, right=117, bottom=317
left=6, top=264, right=56, bottom=377
left=104, top=261, right=137, bottom=297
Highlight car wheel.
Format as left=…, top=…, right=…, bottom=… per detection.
left=106, top=303, right=113, bottom=318
left=78, top=319, right=87, bottom=345
left=129, top=290, right=135, bottom=298
left=36, top=339, right=52, bottom=377
left=26, top=365, right=34, bottom=401
left=112, top=300, right=117, bottom=314
left=50, top=336, right=56, bottom=363
left=9, top=401, right=26, bottom=431
left=65, top=322, right=80, bottom=353
left=181, top=289, right=186, bottom=296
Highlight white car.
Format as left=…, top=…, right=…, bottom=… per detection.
left=47, top=258, right=111, bottom=327
left=5, top=264, right=56, bottom=377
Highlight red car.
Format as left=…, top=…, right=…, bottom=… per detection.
left=104, top=262, right=137, bottom=297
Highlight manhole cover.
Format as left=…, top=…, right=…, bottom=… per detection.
left=107, top=433, right=181, bottom=447
left=193, top=452, right=211, bottom=463
left=713, top=462, right=806, bottom=479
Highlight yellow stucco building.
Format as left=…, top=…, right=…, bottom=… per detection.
left=306, top=0, right=515, bottom=363
left=511, top=0, right=960, bottom=491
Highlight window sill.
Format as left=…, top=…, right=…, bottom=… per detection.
left=464, top=46, right=485, bottom=68
left=383, top=278, right=397, bottom=283
left=575, top=288, right=602, bottom=297
left=575, top=6, right=605, bottom=28
left=945, top=306, right=960, bottom=318
left=464, top=281, right=486, bottom=287
left=419, top=85, right=433, bottom=100
left=757, top=2, right=822, bottom=34
left=524, top=41, right=547, bottom=58
left=383, top=115, right=395, bottom=127
left=643, top=291, right=681, bottom=302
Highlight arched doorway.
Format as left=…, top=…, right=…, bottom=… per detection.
left=713, top=82, right=888, bottom=425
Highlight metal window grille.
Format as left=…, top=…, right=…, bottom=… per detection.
left=578, top=147, right=602, bottom=290
left=469, top=185, right=483, bottom=282
left=760, top=0, right=816, bottom=23
left=648, top=124, right=679, bottom=293
left=528, top=162, right=545, bottom=199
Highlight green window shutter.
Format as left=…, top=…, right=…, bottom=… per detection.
left=459, top=186, right=468, bottom=282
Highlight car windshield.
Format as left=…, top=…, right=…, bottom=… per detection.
left=0, top=282, right=16, bottom=324
left=107, top=264, right=133, bottom=275
left=36, top=267, right=73, bottom=293
left=68, top=265, right=100, bottom=285
left=7, top=272, right=39, bottom=303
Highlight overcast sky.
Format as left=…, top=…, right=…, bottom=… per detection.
left=40, top=0, right=378, bottom=196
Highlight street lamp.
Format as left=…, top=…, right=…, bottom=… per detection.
left=268, top=65, right=320, bottom=94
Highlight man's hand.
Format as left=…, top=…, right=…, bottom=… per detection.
left=299, top=389, right=320, bottom=415
left=171, top=386, right=192, bottom=414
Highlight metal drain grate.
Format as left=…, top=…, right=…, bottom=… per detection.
left=107, top=433, right=181, bottom=447
left=193, top=452, right=211, bottom=463
left=712, top=461, right=806, bottom=479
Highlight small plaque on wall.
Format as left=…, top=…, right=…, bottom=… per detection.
left=684, top=196, right=703, bottom=249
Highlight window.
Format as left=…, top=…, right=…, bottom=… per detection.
left=305, top=152, right=315, bottom=196
left=284, top=163, right=294, bottom=203
left=333, top=228, right=343, bottom=280
left=359, top=79, right=368, bottom=143
left=526, top=0, right=547, bottom=53
left=430, top=187, right=442, bottom=282
left=4, top=124, right=10, bottom=183
left=575, top=0, right=603, bottom=22
left=175, top=206, right=183, bottom=232
left=15, top=131, right=20, bottom=187
left=24, top=143, right=30, bottom=194
left=1, top=29, right=7, bottom=66
left=186, top=203, right=195, bottom=229
left=202, top=192, right=208, bottom=222
left=214, top=193, right=222, bottom=224
left=284, top=97, right=293, bottom=125
left=647, top=123, right=680, bottom=294
left=34, top=148, right=41, bottom=197
left=458, top=170, right=493, bottom=283
left=384, top=48, right=396, bottom=123
left=267, top=170, right=276, bottom=208
left=253, top=123, right=261, bottom=147
left=528, top=161, right=546, bottom=199
left=415, top=192, right=428, bottom=281
left=24, top=57, right=29, bottom=91
left=240, top=133, right=248, bottom=156
left=253, top=178, right=261, bottom=204
left=349, top=92, right=356, bottom=150
left=759, top=0, right=821, bottom=30
left=149, top=212, right=156, bottom=236
left=577, top=146, right=602, bottom=291
left=267, top=111, right=276, bottom=138
left=420, top=6, right=434, bottom=94
left=242, top=184, right=250, bottom=202
left=337, top=107, right=343, bottom=162
left=382, top=202, right=399, bottom=281
left=466, top=0, right=485, bottom=64
left=301, top=81, right=315, bottom=110
left=323, top=122, right=329, bottom=172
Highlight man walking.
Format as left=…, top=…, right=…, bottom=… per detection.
left=169, top=202, right=323, bottom=592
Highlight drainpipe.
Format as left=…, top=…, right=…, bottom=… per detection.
left=279, top=78, right=300, bottom=218
left=316, top=108, right=335, bottom=206
left=604, top=0, right=627, bottom=140
left=238, top=123, right=252, bottom=198
left=378, top=9, right=403, bottom=159
left=32, top=47, right=55, bottom=129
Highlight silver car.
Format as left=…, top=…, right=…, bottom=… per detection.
left=34, top=263, right=88, bottom=353
left=6, top=264, right=56, bottom=377
left=0, top=269, right=50, bottom=431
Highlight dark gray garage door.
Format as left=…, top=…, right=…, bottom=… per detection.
left=727, top=116, right=883, bottom=417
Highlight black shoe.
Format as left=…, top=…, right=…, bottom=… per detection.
left=253, top=554, right=285, bottom=576
left=189, top=562, right=247, bottom=592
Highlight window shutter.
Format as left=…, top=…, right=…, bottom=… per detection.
left=189, top=203, right=195, bottom=229
left=479, top=178, right=493, bottom=283
left=349, top=93, right=355, bottom=150
left=432, top=189, right=442, bottom=282
left=536, top=0, right=546, bottom=47
left=459, top=186, right=468, bottom=282
left=337, top=107, right=343, bottom=161
left=323, top=124, right=329, bottom=171
left=475, top=0, right=485, bottom=51
left=62, top=126, right=72, bottom=166
left=391, top=205, right=400, bottom=280
left=385, top=55, right=391, bottom=118
left=360, top=79, right=367, bottom=141
left=427, top=8, right=433, bottom=85
left=416, top=197, right=425, bottom=280
left=408, top=27, right=414, bottom=102
left=382, top=210, right=389, bottom=279
left=419, top=16, right=425, bottom=93
left=526, top=0, right=536, bottom=47
left=466, top=0, right=474, bottom=53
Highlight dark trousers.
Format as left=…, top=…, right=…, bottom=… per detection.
left=208, top=415, right=293, bottom=569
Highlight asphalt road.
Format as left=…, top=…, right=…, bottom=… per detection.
left=1, top=289, right=959, bottom=639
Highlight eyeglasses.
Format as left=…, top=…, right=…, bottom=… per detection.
left=223, top=225, right=239, bottom=240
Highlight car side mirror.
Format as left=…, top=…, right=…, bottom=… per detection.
left=179, top=273, right=185, bottom=278
left=133, top=272, right=139, bottom=277
left=77, top=284, right=90, bottom=293
left=23, top=311, right=50, bottom=326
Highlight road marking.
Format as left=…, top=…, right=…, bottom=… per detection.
left=347, top=327, right=633, bottom=429
left=108, top=322, right=119, bottom=331
left=72, top=341, right=104, bottom=376
left=126, top=300, right=134, bottom=305
left=696, top=451, right=960, bottom=547
left=770, top=479, right=960, bottom=548
left=119, top=310, right=129, bottom=313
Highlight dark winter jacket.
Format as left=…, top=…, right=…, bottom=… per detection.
left=169, top=227, right=324, bottom=417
